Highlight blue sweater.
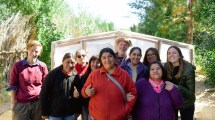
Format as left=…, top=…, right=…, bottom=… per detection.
left=133, top=78, right=184, bottom=120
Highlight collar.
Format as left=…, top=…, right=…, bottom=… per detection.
left=60, top=65, right=77, bottom=77
left=126, top=59, right=140, bottom=68
left=116, top=52, right=126, bottom=58
left=22, top=58, right=40, bottom=65
left=100, top=64, right=121, bottom=77
left=75, top=63, right=88, bottom=67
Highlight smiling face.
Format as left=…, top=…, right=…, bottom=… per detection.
left=62, top=57, right=76, bottom=74
left=90, top=59, right=100, bottom=71
left=101, top=52, right=115, bottom=71
left=117, top=41, right=129, bottom=56
left=167, top=47, right=180, bottom=67
left=149, top=63, right=163, bottom=81
left=76, top=50, right=87, bottom=65
left=27, top=46, right=42, bottom=61
left=129, top=49, right=141, bottom=65
left=146, top=50, right=157, bottom=63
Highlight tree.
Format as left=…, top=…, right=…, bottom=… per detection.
left=186, top=0, right=194, bottom=44
left=0, top=0, right=65, bottom=68
left=129, top=0, right=188, bottom=42
left=0, top=0, right=115, bottom=69
left=193, top=0, right=215, bottom=85
left=129, top=0, right=215, bottom=85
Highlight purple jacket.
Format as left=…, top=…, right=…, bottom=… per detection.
left=120, top=59, right=148, bottom=82
left=134, top=78, right=184, bottom=120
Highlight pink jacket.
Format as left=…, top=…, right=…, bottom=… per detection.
left=82, top=65, right=137, bottom=120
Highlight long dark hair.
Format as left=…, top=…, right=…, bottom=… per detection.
left=165, top=46, right=184, bottom=80
left=143, top=47, right=161, bottom=66
left=85, top=55, right=99, bottom=78
left=129, top=47, right=142, bottom=56
left=99, top=47, right=116, bottom=67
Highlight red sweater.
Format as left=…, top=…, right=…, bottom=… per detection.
left=10, top=59, right=48, bottom=103
left=82, top=65, right=137, bottom=120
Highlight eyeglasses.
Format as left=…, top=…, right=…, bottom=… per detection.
left=147, top=53, right=156, bottom=57
left=77, top=54, right=86, bottom=58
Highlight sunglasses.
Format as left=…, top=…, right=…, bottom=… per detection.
left=77, top=54, right=86, bottom=58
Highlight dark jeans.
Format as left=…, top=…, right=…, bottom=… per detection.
left=175, top=104, right=195, bottom=120
left=81, top=106, right=90, bottom=120
left=49, top=114, right=76, bottom=120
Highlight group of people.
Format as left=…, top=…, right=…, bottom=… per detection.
left=8, top=38, right=196, bottom=120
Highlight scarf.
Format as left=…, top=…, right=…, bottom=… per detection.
left=149, top=78, right=164, bottom=93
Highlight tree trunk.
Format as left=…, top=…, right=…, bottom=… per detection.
left=186, top=0, right=194, bottom=44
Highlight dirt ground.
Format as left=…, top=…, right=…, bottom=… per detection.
left=0, top=74, right=215, bottom=120
left=194, top=74, right=215, bottom=120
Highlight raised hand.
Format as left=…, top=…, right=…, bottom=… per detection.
left=85, top=84, right=96, bottom=97
left=73, top=86, right=79, bottom=98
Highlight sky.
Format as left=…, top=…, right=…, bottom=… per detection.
left=65, top=0, right=139, bottom=30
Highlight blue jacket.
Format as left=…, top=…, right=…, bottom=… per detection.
left=120, top=58, right=148, bottom=82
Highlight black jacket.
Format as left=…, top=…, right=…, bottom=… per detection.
left=80, top=73, right=91, bottom=107
left=40, top=65, right=82, bottom=117
left=165, top=61, right=196, bottom=109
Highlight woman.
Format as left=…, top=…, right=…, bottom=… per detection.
left=81, top=47, right=137, bottom=120
left=165, top=46, right=196, bottom=120
left=121, top=47, right=147, bottom=83
left=75, top=49, right=88, bottom=77
left=80, top=55, right=100, bottom=120
left=40, top=53, right=82, bottom=120
left=143, top=47, right=161, bottom=67
left=8, top=40, right=48, bottom=120
left=134, top=61, right=184, bottom=120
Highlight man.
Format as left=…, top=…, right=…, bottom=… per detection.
left=115, top=37, right=132, bottom=65
left=8, top=40, right=48, bottom=120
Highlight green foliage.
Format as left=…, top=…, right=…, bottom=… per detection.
left=196, top=47, right=215, bottom=86
left=193, top=0, right=215, bottom=85
left=0, top=4, right=12, bottom=23
left=53, top=9, right=115, bottom=37
left=37, top=17, right=63, bottom=70
left=129, top=0, right=215, bottom=85
left=0, top=67, right=9, bottom=104
left=0, top=0, right=65, bottom=69
left=72, top=12, right=114, bottom=36
left=195, top=31, right=215, bottom=86
left=1, top=0, right=115, bottom=70
left=204, top=51, right=215, bottom=86
left=129, top=0, right=187, bottom=42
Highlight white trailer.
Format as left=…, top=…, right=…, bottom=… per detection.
left=51, top=30, right=194, bottom=69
